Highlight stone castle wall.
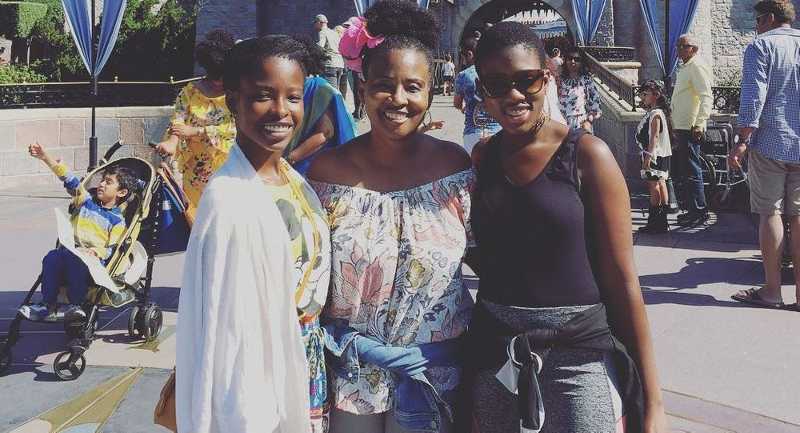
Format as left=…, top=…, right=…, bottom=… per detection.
left=625, top=0, right=800, bottom=83
left=0, top=108, right=168, bottom=190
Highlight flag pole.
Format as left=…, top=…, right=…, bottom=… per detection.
left=664, top=0, right=671, bottom=89
left=89, top=0, right=98, bottom=170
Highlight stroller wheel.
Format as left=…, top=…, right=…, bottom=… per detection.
left=0, top=345, right=11, bottom=375
left=53, top=350, right=86, bottom=381
left=143, top=305, right=163, bottom=342
left=128, top=305, right=141, bottom=338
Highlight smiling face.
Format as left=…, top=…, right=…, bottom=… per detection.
left=477, top=44, right=550, bottom=137
left=363, top=48, right=431, bottom=141
left=227, top=57, right=305, bottom=156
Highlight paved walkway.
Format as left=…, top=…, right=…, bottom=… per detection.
left=0, top=96, right=798, bottom=433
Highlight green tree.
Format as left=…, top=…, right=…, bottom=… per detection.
left=103, top=0, right=196, bottom=81
left=28, top=0, right=84, bottom=81
left=25, top=0, right=196, bottom=82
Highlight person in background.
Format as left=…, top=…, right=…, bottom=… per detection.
left=729, top=0, right=800, bottom=311
left=24, top=142, right=138, bottom=322
left=442, top=54, right=456, bottom=96
left=558, top=48, right=602, bottom=132
left=670, top=34, right=714, bottom=227
left=636, top=80, right=673, bottom=234
left=315, top=14, right=346, bottom=92
left=545, top=46, right=563, bottom=77
left=455, top=31, right=502, bottom=157
left=281, top=39, right=357, bottom=176
left=334, top=24, right=350, bottom=98
left=155, top=29, right=236, bottom=219
left=285, top=75, right=358, bottom=176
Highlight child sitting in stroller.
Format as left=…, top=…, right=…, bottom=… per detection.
left=23, top=142, right=140, bottom=322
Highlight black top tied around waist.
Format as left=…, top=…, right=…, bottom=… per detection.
left=463, top=301, right=645, bottom=433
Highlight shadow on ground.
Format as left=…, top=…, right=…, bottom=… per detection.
left=0, top=286, right=179, bottom=379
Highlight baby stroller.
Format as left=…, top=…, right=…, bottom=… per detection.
left=0, top=142, right=190, bottom=380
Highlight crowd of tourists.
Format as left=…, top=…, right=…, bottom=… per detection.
left=142, top=0, right=799, bottom=432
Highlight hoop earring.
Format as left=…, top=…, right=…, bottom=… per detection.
left=423, top=110, right=433, bottom=128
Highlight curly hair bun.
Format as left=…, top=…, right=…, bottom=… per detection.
left=364, top=0, right=440, bottom=50
left=196, top=29, right=236, bottom=78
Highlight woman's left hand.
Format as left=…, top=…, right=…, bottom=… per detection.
left=644, top=402, right=670, bottom=433
left=169, top=124, right=202, bottom=139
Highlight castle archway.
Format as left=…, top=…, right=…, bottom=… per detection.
left=452, top=0, right=575, bottom=49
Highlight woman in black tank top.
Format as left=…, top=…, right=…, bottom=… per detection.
left=461, top=23, right=668, bottom=433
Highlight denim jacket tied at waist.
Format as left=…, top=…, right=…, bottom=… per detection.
left=323, top=320, right=462, bottom=433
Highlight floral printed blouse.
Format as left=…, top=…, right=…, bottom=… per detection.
left=310, top=169, right=476, bottom=415
left=169, top=82, right=236, bottom=216
left=558, top=74, right=602, bottom=128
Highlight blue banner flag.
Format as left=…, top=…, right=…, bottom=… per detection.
left=571, top=0, right=607, bottom=45
left=638, top=0, right=700, bottom=77
left=61, top=0, right=127, bottom=77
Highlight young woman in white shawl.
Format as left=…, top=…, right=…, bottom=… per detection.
left=175, top=36, right=332, bottom=433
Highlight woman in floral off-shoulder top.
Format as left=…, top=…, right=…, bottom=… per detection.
left=308, top=2, right=475, bottom=432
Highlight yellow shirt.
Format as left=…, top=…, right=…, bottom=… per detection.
left=168, top=82, right=236, bottom=217
left=670, top=56, right=714, bottom=130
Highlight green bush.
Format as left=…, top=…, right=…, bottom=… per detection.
left=27, top=0, right=83, bottom=81
left=0, top=1, right=48, bottom=39
left=0, top=62, right=47, bottom=83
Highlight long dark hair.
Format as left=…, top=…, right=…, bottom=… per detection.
left=640, top=80, right=674, bottom=139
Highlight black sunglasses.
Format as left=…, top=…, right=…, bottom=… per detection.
left=480, top=71, right=548, bottom=98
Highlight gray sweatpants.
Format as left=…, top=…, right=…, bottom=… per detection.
left=471, top=301, right=624, bottom=433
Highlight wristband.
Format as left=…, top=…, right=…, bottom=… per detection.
left=52, top=162, right=69, bottom=178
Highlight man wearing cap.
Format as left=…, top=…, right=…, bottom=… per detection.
left=670, top=33, right=714, bottom=227
left=729, top=0, right=800, bottom=311
left=314, top=14, right=345, bottom=91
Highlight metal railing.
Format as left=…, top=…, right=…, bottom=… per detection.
left=0, top=77, right=202, bottom=109
left=584, top=52, right=639, bottom=111
left=585, top=52, right=742, bottom=114
left=582, top=46, right=636, bottom=62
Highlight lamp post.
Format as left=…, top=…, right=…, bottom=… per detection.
left=89, top=0, right=98, bottom=170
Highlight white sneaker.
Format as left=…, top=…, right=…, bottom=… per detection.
left=64, top=304, right=86, bottom=321
left=19, top=303, right=49, bottom=321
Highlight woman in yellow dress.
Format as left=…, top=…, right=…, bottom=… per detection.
left=155, top=30, right=236, bottom=218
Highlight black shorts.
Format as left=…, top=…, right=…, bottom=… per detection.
left=642, top=155, right=671, bottom=180
left=443, top=75, right=454, bottom=83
